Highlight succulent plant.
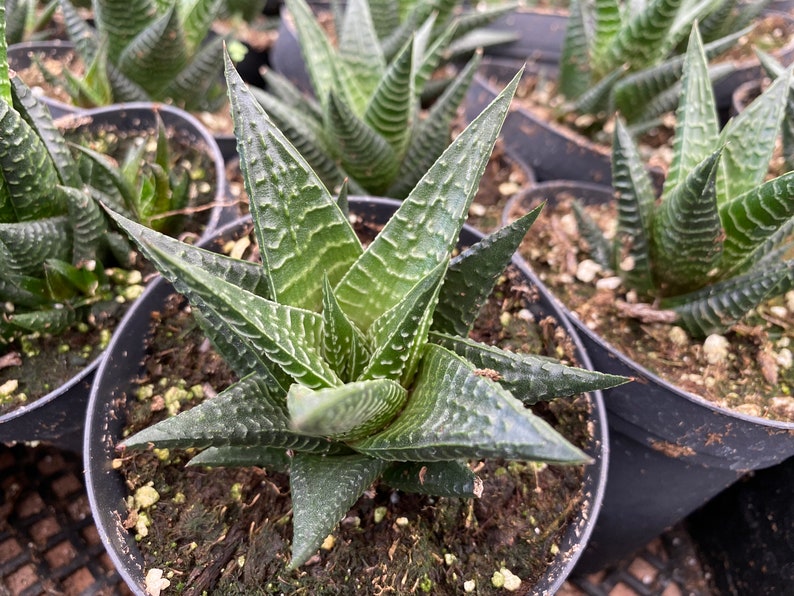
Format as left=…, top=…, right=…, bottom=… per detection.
left=42, top=0, right=227, bottom=111
left=250, top=0, right=511, bottom=198
left=558, top=0, right=767, bottom=130
left=113, top=52, right=628, bottom=569
left=574, top=25, right=794, bottom=338
left=0, top=5, right=199, bottom=342
left=757, top=49, right=794, bottom=173
left=5, top=0, right=58, bottom=44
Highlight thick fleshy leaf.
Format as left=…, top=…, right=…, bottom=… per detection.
left=60, top=186, right=105, bottom=265
left=327, top=92, right=400, bottom=195
left=288, top=378, right=407, bottom=441
left=382, top=461, right=482, bottom=498
left=94, top=0, right=156, bottom=62
left=122, top=374, right=336, bottom=452
left=162, top=35, right=225, bottom=111
left=290, top=453, right=387, bottom=568
left=717, top=67, right=790, bottom=202
left=181, top=0, right=221, bottom=52
left=0, top=99, right=63, bottom=221
left=663, top=25, right=720, bottom=196
left=433, top=205, right=542, bottom=337
left=10, top=76, right=80, bottom=188
left=386, top=51, right=481, bottom=199
left=335, top=69, right=520, bottom=329
left=361, top=260, right=446, bottom=384
left=719, top=171, right=794, bottom=272
left=559, top=0, right=592, bottom=100
left=590, top=0, right=621, bottom=69
left=322, top=276, right=370, bottom=382
left=337, top=0, right=385, bottom=99
left=612, top=118, right=656, bottom=295
left=0, top=217, right=71, bottom=275
left=363, top=36, right=414, bottom=156
left=571, top=200, right=613, bottom=269
left=652, top=149, right=724, bottom=296
left=429, top=332, right=629, bottom=405
left=118, top=6, right=187, bottom=95
left=351, top=344, right=588, bottom=464
left=6, top=305, right=77, bottom=335
left=661, top=260, right=794, bottom=337
left=260, top=68, right=323, bottom=122
left=604, top=0, right=682, bottom=73
left=187, top=445, right=292, bottom=472
left=225, top=54, right=363, bottom=311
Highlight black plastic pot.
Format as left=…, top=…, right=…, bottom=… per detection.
left=687, top=455, right=794, bottom=594
left=7, top=40, right=239, bottom=163
left=0, top=102, right=232, bottom=453
left=503, top=181, right=794, bottom=574
left=85, top=198, right=610, bottom=595
left=478, top=8, right=568, bottom=66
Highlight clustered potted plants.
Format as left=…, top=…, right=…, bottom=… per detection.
left=0, top=0, right=791, bottom=593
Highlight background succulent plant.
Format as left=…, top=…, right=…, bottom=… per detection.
left=558, top=0, right=767, bottom=131
left=44, top=0, right=227, bottom=111
left=0, top=5, right=205, bottom=342
left=114, top=53, right=627, bottom=569
left=251, top=0, right=510, bottom=198
left=5, top=0, right=58, bottom=44
left=574, top=25, right=794, bottom=338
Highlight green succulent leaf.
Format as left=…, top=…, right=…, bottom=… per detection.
left=0, top=217, right=71, bottom=275
left=322, top=275, right=371, bottom=382
left=591, top=0, right=621, bottom=67
left=0, top=98, right=63, bottom=221
left=226, top=55, right=363, bottom=311
left=162, top=35, right=226, bottom=112
left=94, top=0, right=156, bottom=62
left=386, top=51, right=481, bottom=199
left=663, top=25, right=720, bottom=195
left=604, top=0, right=682, bottom=74
left=60, top=186, right=105, bottom=265
left=290, top=453, right=387, bottom=568
left=335, top=69, right=520, bottom=329
left=661, top=260, right=794, bottom=337
left=122, top=374, right=337, bottom=452
left=187, top=445, right=292, bottom=471
left=337, top=0, right=386, bottom=99
left=5, top=304, right=78, bottom=335
left=288, top=379, right=407, bottom=441
left=434, top=205, right=542, bottom=337
left=717, top=67, right=791, bottom=202
left=362, top=260, right=447, bottom=384
left=571, top=200, right=613, bottom=269
left=327, top=92, right=400, bottom=196
left=352, top=344, right=590, bottom=464
left=559, top=0, right=592, bottom=101
left=611, top=118, right=656, bottom=295
left=58, top=0, right=98, bottom=62
left=429, top=332, right=629, bottom=405
left=719, top=171, right=794, bottom=273
left=652, top=149, right=724, bottom=296
left=382, top=461, right=481, bottom=498
left=181, top=0, right=221, bottom=53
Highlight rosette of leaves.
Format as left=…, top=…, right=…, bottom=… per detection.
left=43, top=0, right=226, bottom=111
left=574, top=25, right=794, bottom=338
left=0, top=7, right=192, bottom=342
left=113, top=53, right=628, bottom=569
left=250, top=0, right=506, bottom=198
left=558, top=0, right=767, bottom=129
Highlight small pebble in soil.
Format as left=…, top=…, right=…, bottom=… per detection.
left=464, top=579, right=476, bottom=592
left=444, top=553, right=457, bottom=566
left=492, top=567, right=522, bottom=591
left=776, top=348, right=793, bottom=370
left=373, top=506, right=387, bottom=523
left=596, top=276, right=622, bottom=291
left=134, top=485, right=160, bottom=509
left=668, top=326, right=689, bottom=347
left=321, top=535, right=335, bottom=551
left=144, top=568, right=170, bottom=596
left=702, top=334, right=729, bottom=365
left=575, top=259, right=602, bottom=283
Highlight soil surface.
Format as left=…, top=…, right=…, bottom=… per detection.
left=505, top=191, right=794, bottom=423
left=117, top=215, right=598, bottom=595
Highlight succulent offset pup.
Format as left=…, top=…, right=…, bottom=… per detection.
left=558, top=0, right=763, bottom=129
left=251, top=0, right=511, bottom=199
left=45, top=0, right=226, bottom=111
left=574, top=25, right=794, bottom=338
left=112, top=53, right=628, bottom=569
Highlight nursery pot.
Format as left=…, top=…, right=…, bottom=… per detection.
left=686, top=455, right=794, bottom=593
left=502, top=181, right=794, bottom=573
left=478, top=7, right=568, bottom=66
left=0, top=103, right=231, bottom=453
left=85, top=199, right=610, bottom=595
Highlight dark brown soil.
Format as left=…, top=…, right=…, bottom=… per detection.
left=117, top=218, right=597, bottom=595
left=506, top=192, right=794, bottom=423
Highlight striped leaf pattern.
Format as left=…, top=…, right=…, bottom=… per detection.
left=94, top=0, right=156, bottom=63
left=604, top=0, right=682, bottom=73
left=322, top=276, right=371, bottom=382
left=382, top=461, right=480, bottom=497
left=352, top=344, right=589, bottom=464
left=0, top=217, right=71, bottom=275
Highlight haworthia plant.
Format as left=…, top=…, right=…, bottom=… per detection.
left=115, top=51, right=629, bottom=569
left=43, top=0, right=227, bottom=111
left=0, top=4, right=196, bottom=342
left=558, top=0, right=768, bottom=130
left=250, top=0, right=513, bottom=198
left=5, top=0, right=58, bottom=44
left=575, top=25, right=794, bottom=338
